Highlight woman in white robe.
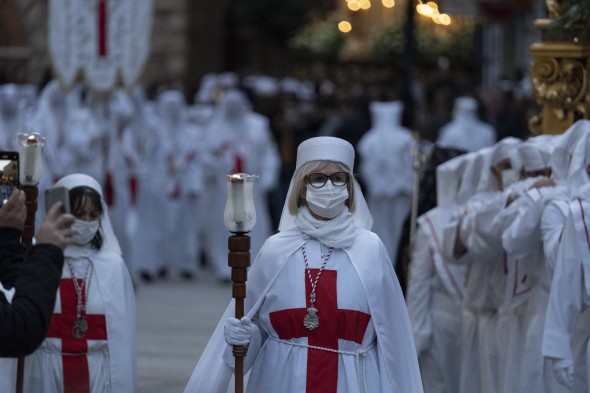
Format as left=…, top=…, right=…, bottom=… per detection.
left=23, top=174, right=136, bottom=393
left=184, top=136, right=423, bottom=393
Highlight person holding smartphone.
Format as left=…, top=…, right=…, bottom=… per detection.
left=0, top=189, right=76, bottom=357
left=23, top=174, right=136, bottom=393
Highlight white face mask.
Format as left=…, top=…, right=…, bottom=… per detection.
left=305, top=182, right=348, bottom=219
left=72, top=219, right=100, bottom=246
left=500, top=169, right=519, bottom=189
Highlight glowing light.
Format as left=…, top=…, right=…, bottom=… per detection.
left=416, top=3, right=427, bottom=15
left=347, top=0, right=360, bottom=11
left=439, top=13, right=451, bottom=25
left=338, top=21, right=352, bottom=33
left=359, top=0, right=371, bottom=10
left=382, top=0, right=395, bottom=7
left=426, top=1, right=438, bottom=10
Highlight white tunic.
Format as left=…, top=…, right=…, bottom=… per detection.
left=184, top=228, right=423, bottom=393
left=23, top=248, right=136, bottom=393
left=407, top=212, right=464, bottom=393
left=543, top=192, right=590, bottom=392
left=246, top=241, right=379, bottom=393
left=25, top=258, right=109, bottom=392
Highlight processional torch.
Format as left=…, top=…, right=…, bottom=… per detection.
left=15, top=131, right=46, bottom=393
left=223, top=173, right=258, bottom=393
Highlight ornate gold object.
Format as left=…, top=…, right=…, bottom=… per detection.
left=529, top=3, right=590, bottom=134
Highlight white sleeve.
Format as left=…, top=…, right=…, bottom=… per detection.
left=541, top=199, right=568, bottom=272
left=502, top=191, right=543, bottom=259
left=466, top=193, right=509, bottom=256
left=542, top=211, right=584, bottom=362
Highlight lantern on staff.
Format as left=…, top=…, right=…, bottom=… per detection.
left=17, top=132, right=45, bottom=186
left=15, top=131, right=46, bottom=393
left=223, top=172, right=258, bottom=393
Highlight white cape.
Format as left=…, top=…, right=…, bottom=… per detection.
left=184, top=228, right=423, bottom=393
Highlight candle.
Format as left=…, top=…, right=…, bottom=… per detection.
left=230, top=174, right=247, bottom=227
left=17, top=132, right=46, bottom=186
left=22, top=135, right=38, bottom=184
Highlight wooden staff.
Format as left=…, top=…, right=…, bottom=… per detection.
left=228, top=233, right=250, bottom=393
left=16, top=185, right=38, bottom=393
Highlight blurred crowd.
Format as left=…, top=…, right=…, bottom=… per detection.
left=0, top=69, right=536, bottom=287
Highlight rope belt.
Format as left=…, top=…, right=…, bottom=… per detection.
left=269, top=336, right=376, bottom=393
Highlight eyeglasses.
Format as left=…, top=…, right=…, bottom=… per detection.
left=307, top=172, right=349, bottom=188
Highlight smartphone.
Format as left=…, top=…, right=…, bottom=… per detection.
left=0, top=151, right=19, bottom=207
left=45, top=186, right=71, bottom=216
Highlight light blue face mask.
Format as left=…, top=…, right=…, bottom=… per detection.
left=305, top=182, right=349, bottom=219
left=72, top=219, right=99, bottom=245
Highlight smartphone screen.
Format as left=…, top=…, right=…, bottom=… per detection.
left=45, top=186, right=71, bottom=216
left=0, top=151, right=19, bottom=207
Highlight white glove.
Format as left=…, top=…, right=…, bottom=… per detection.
left=224, top=317, right=252, bottom=346
left=551, top=358, right=573, bottom=389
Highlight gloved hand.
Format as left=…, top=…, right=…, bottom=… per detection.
left=551, top=357, right=573, bottom=389
left=224, top=317, right=252, bottom=346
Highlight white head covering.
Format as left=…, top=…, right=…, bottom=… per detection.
left=452, top=96, right=478, bottom=120
left=54, top=173, right=121, bottom=255
left=436, top=152, right=472, bottom=206
left=370, top=101, right=404, bottom=132
left=551, top=120, right=590, bottom=181
left=279, top=136, right=373, bottom=231
left=515, top=136, right=553, bottom=172
left=477, top=137, right=521, bottom=193
left=567, top=133, right=590, bottom=195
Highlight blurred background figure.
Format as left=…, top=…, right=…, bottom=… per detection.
left=358, top=100, right=416, bottom=265
left=202, top=89, right=280, bottom=282
left=436, top=96, right=496, bottom=153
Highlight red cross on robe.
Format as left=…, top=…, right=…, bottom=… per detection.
left=269, top=269, right=371, bottom=393
left=46, top=279, right=108, bottom=393
left=97, top=0, right=108, bottom=57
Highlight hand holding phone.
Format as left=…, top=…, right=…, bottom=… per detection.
left=45, top=186, right=71, bottom=216
left=0, top=151, right=19, bottom=207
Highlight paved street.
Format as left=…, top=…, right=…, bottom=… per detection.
left=135, top=266, right=232, bottom=393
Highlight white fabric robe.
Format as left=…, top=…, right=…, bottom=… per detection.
left=503, top=184, right=568, bottom=393
left=125, top=102, right=170, bottom=276
left=445, top=190, right=508, bottom=393
left=184, top=228, right=423, bottom=393
left=23, top=248, right=136, bottom=392
left=407, top=209, right=465, bottom=393
left=356, top=105, right=415, bottom=264
left=543, top=192, right=590, bottom=393
left=203, top=110, right=280, bottom=280
left=436, top=112, right=496, bottom=153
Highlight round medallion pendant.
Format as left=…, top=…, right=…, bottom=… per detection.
left=303, top=307, right=319, bottom=330
left=72, top=319, right=88, bottom=339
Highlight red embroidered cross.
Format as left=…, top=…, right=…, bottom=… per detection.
left=47, top=279, right=108, bottom=393
left=269, top=269, right=371, bottom=393
left=97, top=0, right=108, bottom=57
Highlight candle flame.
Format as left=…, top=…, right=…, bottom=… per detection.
left=27, top=135, right=37, bottom=144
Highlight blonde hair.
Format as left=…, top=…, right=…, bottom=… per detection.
left=287, top=160, right=356, bottom=215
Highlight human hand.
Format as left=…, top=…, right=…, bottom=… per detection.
left=551, top=357, right=573, bottom=389
left=35, top=203, right=76, bottom=250
left=224, top=316, right=252, bottom=346
left=0, top=189, right=26, bottom=231
left=530, top=178, right=556, bottom=189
